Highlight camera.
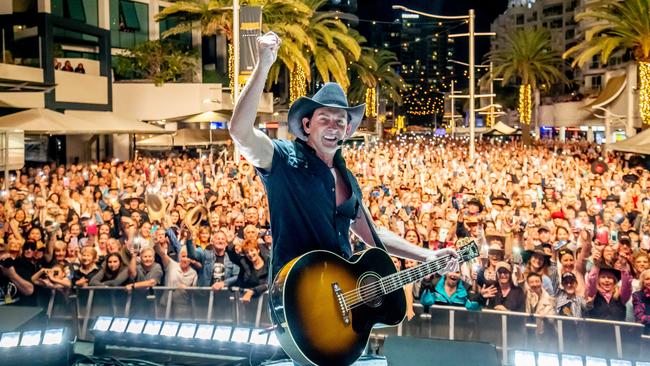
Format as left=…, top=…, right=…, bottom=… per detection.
left=0, top=257, right=15, bottom=268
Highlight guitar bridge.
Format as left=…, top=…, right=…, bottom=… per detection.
left=332, top=282, right=350, bottom=326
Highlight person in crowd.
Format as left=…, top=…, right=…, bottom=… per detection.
left=61, top=60, right=73, bottom=72
left=226, top=239, right=270, bottom=303
left=126, top=247, right=162, bottom=291
left=585, top=265, right=632, bottom=321
left=71, top=247, right=99, bottom=287
left=420, top=269, right=497, bottom=311
left=90, top=253, right=129, bottom=286
left=556, top=272, right=588, bottom=317
left=632, top=269, right=650, bottom=333
left=74, top=63, right=85, bottom=74
left=486, top=261, right=525, bottom=312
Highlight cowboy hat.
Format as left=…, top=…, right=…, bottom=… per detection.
left=145, top=193, right=166, bottom=223
left=521, top=248, right=552, bottom=267
left=288, top=82, right=365, bottom=141
left=184, top=205, right=208, bottom=231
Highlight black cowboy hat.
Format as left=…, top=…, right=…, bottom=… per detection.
left=288, top=82, right=365, bottom=141
left=622, top=174, right=639, bottom=184
left=598, top=266, right=621, bottom=282
left=467, top=197, right=484, bottom=212
left=521, top=249, right=552, bottom=267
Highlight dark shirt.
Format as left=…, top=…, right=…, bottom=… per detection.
left=486, top=285, right=526, bottom=312
left=257, top=139, right=361, bottom=279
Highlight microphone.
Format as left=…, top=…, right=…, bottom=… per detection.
left=337, top=139, right=344, bottom=146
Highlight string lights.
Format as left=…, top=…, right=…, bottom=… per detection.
left=640, top=61, right=650, bottom=125
left=518, top=84, right=532, bottom=125
left=403, top=84, right=444, bottom=116
left=289, top=65, right=307, bottom=104
left=365, top=88, right=377, bottom=117
left=228, top=43, right=234, bottom=92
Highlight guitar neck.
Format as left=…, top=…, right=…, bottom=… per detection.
left=380, top=255, right=469, bottom=295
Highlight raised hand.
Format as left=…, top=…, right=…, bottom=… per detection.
left=257, top=31, right=281, bottom=68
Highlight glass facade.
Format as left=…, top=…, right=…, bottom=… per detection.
left=110, top=0, right=149, bottom=49
left=51, top=0, right=99, bottom=26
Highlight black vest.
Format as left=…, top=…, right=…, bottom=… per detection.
left=587, top=292, right=626, bottom=321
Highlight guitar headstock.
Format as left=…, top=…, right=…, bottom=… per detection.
left=455, top=237, right=480, bottom=263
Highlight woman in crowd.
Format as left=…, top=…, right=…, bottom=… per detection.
left=585, top=265, right=632, bottom=321
left=227, top=239, right=269, bottom=303
left=632, top=269, right=650, bottom=334
left=90, top=252, right=129, bottom=286
left=72, top=247, right=99, bottom=287
left=486, top=261, right=525, bottom=312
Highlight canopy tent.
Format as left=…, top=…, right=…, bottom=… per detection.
left=483, top=122, right=521, bottom=136
left=583, top=75, right=627, bottom=112
left=65, top=111, right=166, bottom=134
left=0, top=108, right=166, bottom=134
left=178, top=111, right=231, bottom=123
left=0, top=108, right=94, bottom=134
left=136, top=128, right=230, bottom=148
left=610, top=128, right=650, bottom=155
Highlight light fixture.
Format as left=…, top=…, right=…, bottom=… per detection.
left=19, top=331, right=42, bottom=347
left=177, top=323, right=197, bottom=339
left=143, top=320, right=163, bottom=336
left=230, top=328, right=251, bottom=343
left=126, top=319, right=146, bottom=334
left=249, top=329, right=268, bottom=345
left=109, top=317, right=129, bottom=333
left=585, top=356, right=608, bottom=366
left=537, top=352, right=559, bottom=366
left=92, top=316, right=112, bottom=332
left=194, top=324, right=214, bottom=340
left=42, top=329, right=64, bottom=346
left=514, top=350, right=536, bottom=366
left=0, top=332, right=20, bottom=348
left=610, top=361, right=632, bottom=366
left=213, top=326, right=232, bottom=342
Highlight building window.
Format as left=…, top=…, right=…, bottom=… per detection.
left=542, top=5, right=563, bottom=17
left=516, top=14, right=524, bottom=25
left=550, top=19, right=562, bottom=28
left=110, top=0, right=149, bottom=49
left=565, top=29, right=574, bottom=40
left=591, top=75, right=602, bottom=90
left=159, top=7, right=192, bottom=50
left=51, top=0, right=99, bottom=26
left=590, top=55, right=600, bottom=69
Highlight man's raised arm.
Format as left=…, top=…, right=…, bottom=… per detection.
left=228, top=32, right=280, bottom=171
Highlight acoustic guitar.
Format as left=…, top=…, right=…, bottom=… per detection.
left=269, top=238, right=480, bottom=365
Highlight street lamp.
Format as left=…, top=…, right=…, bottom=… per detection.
left=392, top=5, right=494, bottom=161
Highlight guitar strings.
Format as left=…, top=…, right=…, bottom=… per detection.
left=341, top=254, right=453, bottom=308
left=344, top=257, right=449, bottom=310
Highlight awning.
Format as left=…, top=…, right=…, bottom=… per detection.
left=583, top=75, right=626, bottom=110
left=136, top=128, right=230, bottom=147
left=65, top=110, right=166, bottom=134
left=0, top=78, right=56, bottom=93
left=178, top=111, right=231, bottom=123
left=0, top=108, right=92, bottom=134
left=610, top=129, right=650, bottom=155
left=483, top=121, right=520, bottom=136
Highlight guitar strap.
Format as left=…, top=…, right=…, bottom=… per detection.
left=356, top=196, right=388, bottom=252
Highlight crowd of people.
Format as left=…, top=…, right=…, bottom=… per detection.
left=0, top=135, right=649, bottom=334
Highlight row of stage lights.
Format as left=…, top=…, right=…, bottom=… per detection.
left=92, top=316, right=280, bottom=346
left=513, top=350, right=650, bottom=366
left=0, top=328, right=66, bottom=348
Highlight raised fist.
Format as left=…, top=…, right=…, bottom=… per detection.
left=257, top=31, right=281, bottom=67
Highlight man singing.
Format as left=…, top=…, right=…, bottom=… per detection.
left=228, top=31, right=458, bottom=285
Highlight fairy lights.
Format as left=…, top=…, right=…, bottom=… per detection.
left=640, top=61, right=650, bottom=125
left=289, top=65, right=307, bottom=104
left=365, top=88, right=377, bottom=117
left=518, top=84, right=532, bottom=125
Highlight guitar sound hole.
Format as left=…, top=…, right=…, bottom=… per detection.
left=358, top=273, right=383, bottom=308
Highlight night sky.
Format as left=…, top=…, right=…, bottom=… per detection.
left=356, top=0, right=509, bottom=62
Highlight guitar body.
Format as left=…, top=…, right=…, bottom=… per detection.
left=270, top=247, right=406, bottom=366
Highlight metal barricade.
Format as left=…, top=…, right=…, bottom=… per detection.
left=45, top=287, right=649, bottom=363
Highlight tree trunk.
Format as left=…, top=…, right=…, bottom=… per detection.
left=522, top=123, right=532, bottom=146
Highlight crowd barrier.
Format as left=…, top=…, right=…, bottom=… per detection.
left=41, top=287, right=650, bottom=363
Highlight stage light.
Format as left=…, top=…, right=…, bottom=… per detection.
left=177, top=323, right=197, bottom=339
left=194, top=324, right=214, bottom=340
left=637, top=362, right=650, bottom=366
left=585, top=356, right=608, bottom=366
left=213, top=326, right=232, bottom=342
left=230, top=328, right=251, bottom=343
left=160, top=321, right=179, bottom=337
left=561, top=354, right=583, bottom=366
left=42, top=329, right=64, bottom=346
left=267, top=332, right=280, bottom=347
left=0, top=332, right=20, bottom=348
left=143, top=320, right=163, bottom=336
left=20, top=331, right=41, bottom=347
left=610, top=360, right=632, bottom=366
left=93, top=316, right=113, bottom=332
left=514, top=350, right=536, bottom=366
left=249, top=329, right=268, bottom=345
left=109, top=317, right=129, bottom=333
left=126, top=319, right=146, bottom=334
left=537, top=352, right=559, bottom=366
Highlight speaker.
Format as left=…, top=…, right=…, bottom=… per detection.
left=0, top=306, right=45, bottom=332
left=383, top=336, right=499, bottom=366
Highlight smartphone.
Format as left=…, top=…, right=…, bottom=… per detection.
left=610, top=230, right=618, bottom=243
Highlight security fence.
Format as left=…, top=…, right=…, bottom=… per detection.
left=41, top=287, right=650, bottom=364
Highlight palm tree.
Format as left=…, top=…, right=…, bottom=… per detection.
left=348, top=47, right=405, bottom=108
left=486, top=28, right=566, bottom=144
left=563, top=0, right=650, bottom=126
left=155, top=0, right=313, bottom=87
